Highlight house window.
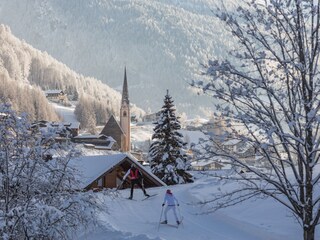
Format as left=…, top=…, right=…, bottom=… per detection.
left=97, top=177, right=104, bottom=187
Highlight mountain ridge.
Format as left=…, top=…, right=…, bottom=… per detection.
left=0, top=0, right=235, bottom=117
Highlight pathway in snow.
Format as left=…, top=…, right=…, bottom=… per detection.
left=77, top=173, right=303, bottom=240
left=51, top=102, right=78, bottom=123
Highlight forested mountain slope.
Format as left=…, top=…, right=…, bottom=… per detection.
left=0, top=24, right=145, bottom=122
left=0, top=0, right=236, bottom=116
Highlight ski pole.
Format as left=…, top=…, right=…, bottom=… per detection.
left=157, top=206, right=164, bottom=231
left=177, top=204, right=184, bottom=228
left=117, top=179, right=124, bottom=190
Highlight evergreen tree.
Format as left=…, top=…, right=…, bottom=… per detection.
left=148, top=90, right=192, bottom=185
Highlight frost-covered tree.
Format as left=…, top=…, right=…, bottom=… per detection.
left=0, top=75, right=60, bottom=122
left=0, top=104, right=97, bottom=240
left=193, top=1, right=320, bottom=239
left=148, top=90, right=192, bottom=185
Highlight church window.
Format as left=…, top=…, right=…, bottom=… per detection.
left=123, top=111, right=127, bottom=117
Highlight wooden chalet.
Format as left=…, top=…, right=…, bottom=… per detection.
left=71, top=153, right=166, bottom=191
left=44, top=89, right=67, bottom=103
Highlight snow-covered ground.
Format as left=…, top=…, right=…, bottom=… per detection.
left=51, top=102, right=78, bottom=123
left=52, top=102, right=319, bottom=240
left=77, top=171, right=312, bottom=240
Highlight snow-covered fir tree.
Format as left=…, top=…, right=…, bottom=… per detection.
left=148, top=90, right=192, bottom=185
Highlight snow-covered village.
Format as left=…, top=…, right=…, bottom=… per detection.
left=1, top=1, right=320, bottom=240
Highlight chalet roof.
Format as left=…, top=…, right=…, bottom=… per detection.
left=100, top=115, right=124, bottom=136
left=44, top=89, right=64, bottom=95
left=73, top=134, right=115, bottom=141
left=63, top=122, right=80, bottom=129
left=32, top=121, right=80, bottom=129
left=71, top=153, right=166, bottom=189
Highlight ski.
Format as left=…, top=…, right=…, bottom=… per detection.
left=160, top=222, right=179, bottom=229
left=165, top=223, right=179, bottom=228
left=160, top=217, right=183, bottom=229
left=141, top=193, right=158, bottom=201
left=127, top=198, right=137, bottom=201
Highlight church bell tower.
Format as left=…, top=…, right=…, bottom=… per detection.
left=120, top=67, right=130, bottom=152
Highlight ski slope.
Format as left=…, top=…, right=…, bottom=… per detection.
left=77, top=172, right=310, bottom=240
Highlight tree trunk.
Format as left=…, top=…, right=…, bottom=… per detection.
left=304, top=226, right=315, bottom=240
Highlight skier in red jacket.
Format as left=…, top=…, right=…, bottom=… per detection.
left=123, top=164, right=150, bottom=200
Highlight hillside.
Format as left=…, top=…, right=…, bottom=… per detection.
left=0, top=24, right=145, bottom=121
left=0, top=0, right=237, bottom=117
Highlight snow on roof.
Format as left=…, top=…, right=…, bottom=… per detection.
left=66, top=122, right=80, bottom=128
left=70, top=153, right=166, bottom=189
left=74, top=134, right=114, bottom=140
left=71, top=153, right=128, bottom=188
left=44, top=89, right=64, bottom=94
left=191, top=157, right=223, bottom=167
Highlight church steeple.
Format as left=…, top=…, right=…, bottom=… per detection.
left=120, top=66, right=130, bottom=152
left=121, top=67, right=129, bottom=105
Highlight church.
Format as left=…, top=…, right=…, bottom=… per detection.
left=100, top=67, right=131, bottom=152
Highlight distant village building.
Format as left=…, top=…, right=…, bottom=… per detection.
left=222, top=139, right=256, bottom=159
left=142, top=111, right=161, bottom=123
left=31, top=120, right=80, bottom=139
left=100, top=67, right=131, bottom=152
left=191, top=159, right=223, bottom=171
left=72, top=134, right=118, bottom=150
left=44, top=89, right=68, bottom=104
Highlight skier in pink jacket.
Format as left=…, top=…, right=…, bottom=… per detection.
left=161, top=189, right=180, bottom=225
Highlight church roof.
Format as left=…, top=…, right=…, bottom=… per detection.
left=100, top=115, right=124, bottom=136
left=121, top=67, right=129, bottom=105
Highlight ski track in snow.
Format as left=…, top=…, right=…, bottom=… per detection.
left=77, top=177, right=300, bottom=240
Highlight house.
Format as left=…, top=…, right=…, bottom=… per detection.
left=143, top=111, right=161, bottom=123
left=63, top=122, right=80, bottom=137
left=72, top=134, right=118, bottom=150
left=191, top=159, right=224, bottom=171
left=222, top=138, right=256, bottom=159
left=30, top=121, right=81, bottom=142
left=44, top=89, right=68, bottom=103
left=70, top=153, right=166, bottom=190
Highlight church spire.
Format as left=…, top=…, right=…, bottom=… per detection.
left=120, top=66, right=130, bottom=152
left=121, top=67, right=129, bottom=105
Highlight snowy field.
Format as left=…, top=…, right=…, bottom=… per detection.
left=77, top=171, right=316, bottom=240
left=52, top=103, right=319, bottom=240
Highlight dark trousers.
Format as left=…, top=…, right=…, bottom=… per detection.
left=130, top=178, right=147, bottom=197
